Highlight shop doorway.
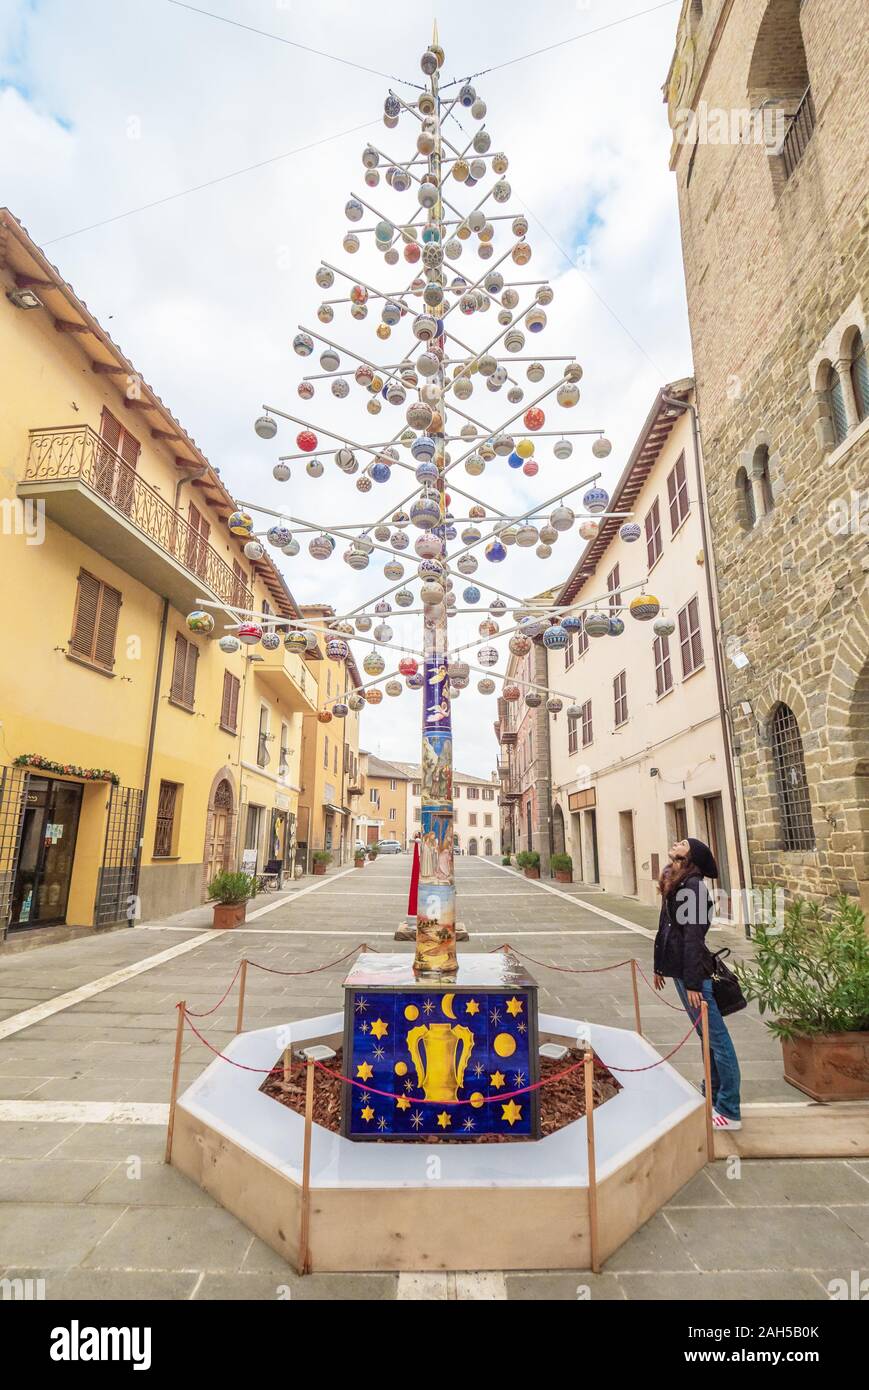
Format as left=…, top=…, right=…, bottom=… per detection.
left=10, top=777, right=83, bottom=929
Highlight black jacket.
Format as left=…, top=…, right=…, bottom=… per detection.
left=653, top=871, right=713, bottom=991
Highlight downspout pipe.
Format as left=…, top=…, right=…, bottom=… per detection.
left=134, top=596, right=170, bottom=921
left=661, top=393, right=754, bottom=931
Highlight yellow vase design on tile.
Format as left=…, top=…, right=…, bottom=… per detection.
left=406, top=1022, right=475, bottom=1102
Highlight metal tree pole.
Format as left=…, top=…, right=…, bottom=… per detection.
left=414, top=24, right=457, bottom=977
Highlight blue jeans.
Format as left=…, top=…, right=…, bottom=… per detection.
left=674, top=978, right=742, bottom=1121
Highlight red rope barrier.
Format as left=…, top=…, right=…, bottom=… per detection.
left=634, top=961, right=687, bottom=1011
left=499, top=945, right=638, bottom=975
left=184, top=960, right=244, bottom=1018
left=246, top=943, right=375, bottom=976
left=181, top=1012, right=698, bottom=1094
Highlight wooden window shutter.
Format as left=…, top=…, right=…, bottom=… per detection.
left=70, top=571, right=101, bottom=658
left=183, top=641, right=198, bottom=708
left=221, top=671, right=239, bottom=732
left=93, top=583, right=121, bottom=669
left=100, top=408, right=121, bottom=451
left=171, top=634, right=187, bottom=704
left=118, top=428, right=140, bottom=469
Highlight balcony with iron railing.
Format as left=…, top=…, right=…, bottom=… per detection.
left=781, top=86, right=816, bottom=182
left=255, top=642, right=317, bottom=713
left=19, top=425, right=252, bottom=614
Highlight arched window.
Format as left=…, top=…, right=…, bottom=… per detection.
left=736, top=466, right=756, bottom=530
left=771, top=703, right=815, bottom=850
left=827, top=364, right=848, bottom=445
left=849, top=331, right=869, bottom=423
left=747, top=1, right=813, bottom=183
left=752, top=444, right=774, bottom=516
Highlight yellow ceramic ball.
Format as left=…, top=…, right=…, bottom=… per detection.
left=516, top=438, right=534, bottom=459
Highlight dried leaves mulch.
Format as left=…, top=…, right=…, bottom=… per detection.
left=260, top=1046, right=620, bottom=1142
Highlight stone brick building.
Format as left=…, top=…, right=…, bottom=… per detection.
left=664, top=0, right=869, bottom=906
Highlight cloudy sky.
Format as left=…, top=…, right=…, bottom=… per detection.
left=0, top=0, right=692, bottom=776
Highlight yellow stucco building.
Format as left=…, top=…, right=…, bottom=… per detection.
left=0, top=209, right=317, bottom=944
left=357, top=754, right=411, bottom=848
left=296, top=605, right=363, bottom=868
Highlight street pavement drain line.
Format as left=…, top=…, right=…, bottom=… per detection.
left=486, top=860, right=657, bottom=940
left=0, top=868, right=357, bottom=1044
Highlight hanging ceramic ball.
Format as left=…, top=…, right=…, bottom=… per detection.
left=550, top=506, right=575, bottom=532
left=186, top=610, right=214, bottom=636
left=478, top=243, right=494, bottom=261
left=494, top=433, right=515, bottom=456
left=564, top=361, right=583, bottom=383
left=410, top=493, right=441, bottom=530
left=298, top=381, right=315, bottom=402
left=238, top=623, right=263, bottom=646
left=415, top=533, right=441, bottom=560
left=228, top=510, right=253, bottom=536
left=474, top=646, right=496, bottom=667
left=315, top=266, right=334, bottom=289
left=309, top=533, right=334, bottom=560
left=513, top=243, right=532, bottom=266
left=547, top=697, right=563, bottom=714
left=454, top=377, right=474, bottom=401
left=332, top=378, right=349, bottom=399
left=355, top=615, right=372, bottom=632
left=608, top=617, right=625, bottom=637
left=461, top=526, right=482, bottom=546
left=413, top=314, right=438, bottom=342
left=424, top=281, right=445, bottom=309
left=218, top=635, right=241, bottom=655
left=492, top=180, right=511, bottom=203
left=293, top=332, right=314, bottom=357
left=525, top=691, right=543, bottom=708
left=362, top=144, right=379, bottom=168
left=524, top=460, right=540, bottom=478
left=653, top=615, right=676, bottom=638
left=421, top=580, right=445, bottom=606
left=509, top=634, right=532, bottom=658
left=325, top=638, right=349, bottom=663
left=272, top=462, right=291, bottom=484
left=296, top=430, right=317, bottom=453
left=243, top=540, right=264, bottom=561
left=630, top=594, right=661, bottom=622
left=365, top=400, right=381, bottom=416
left=365, top=689, right=383, bottom=706
left=462, top=586, right=481, bottom=605
left=317, top=303, right=334, bottom=325
left=417, top=127, right=435, bottom=156
left=516, top=524, right=539, bottom=548
left=369, top=461, right=390, bottom=484
left=384, top=246, right=399, bottom=265
left=492, top=151, right=508, bottom=173
left=333, top=448, right=357, bottom=475
left=374, top=624, right=393, bottom=645
left=317, top=710, right=333, bottom=724
left=476, top=677, right=494, bottom=695
left=557, top=382, right=580, bottom=408
left=457, top=555, right=478, bottom=575
left=490, top=597, right=506, bottom=613
left=391, top=531, right=409, bottom=551
left=452, top=158, right=470, bottom=182
left=508, top=386, right=525, bottom=404
left=502, top=287, right=520, bottom=309
left=592, top=437, right=613, bottom=458
left=583, top=486, right=609, bottom=514
left=306, top=458, right=324, bottom=478
left=485, top=539, right=507, bottom=563
left=342, top=233, right=360, bottom=254
left=383, top=562, right=405, bottom=584
left=584, top=610, right=611, bottom=637
left=503, top=684, right=521, bottom=702
left=392, top=169, right=411, bottom=193
left=418, top=182, right=438, bottom=209
left=345, top=198, right=363, bottom=222
left=524, top=408, right=545, bottom=431
left=255, top=413, right=278, bottom=441
left=266, top=525, right=292, bottom=548
left=404, top=241, right=421, bottom=264
left=553, top=438, right=573, bottom=461
left=619, top=522, right=642, bottom=543
left=363, top=651, right=386, bottom=677
left=473, top=129, right=491, bottom=154
left=381, top=679, right=400, bottom=699
left=347, top=693, right=365, bottom=712
left=366, top=168, right=382, bottom=186
left=281, top=538, right=300, bottom=558
left=579, top=520, right=600, bottom=541
left=505, top=329, right=525, bottom=353
left=479, top=618, right=499, bottom=638
left=561, top=615, right=582, bottom=632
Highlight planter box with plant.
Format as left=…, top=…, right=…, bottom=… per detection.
left=368, top=846, right=379, bottom=861
left=354, top=852, right=365, bottom=869
left=516, top=850, right=540, bottom=880
left=312, top=851, right=333, bottom=876
left=738, top=897, right=869, bottom=1102
left=501, top=854, right=511, bottom=867
left=207, top=871, right=254, bottom=930
left=551, top=853, right=573, bottom=884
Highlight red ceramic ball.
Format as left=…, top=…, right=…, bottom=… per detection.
left=404, top=243, right=421, bottom=263
left=522, top=460, right=539, bottom=477
left=524, top=408, right=545, bottom=431
left=297, top=430, right=318, bottom=452
left=398, top=657, right=418, bottom=677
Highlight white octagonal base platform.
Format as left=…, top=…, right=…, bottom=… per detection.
left=170, top=1012, right=706, bottom=1272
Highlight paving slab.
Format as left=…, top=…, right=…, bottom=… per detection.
left=666, top=1205, right=869, bottom=1271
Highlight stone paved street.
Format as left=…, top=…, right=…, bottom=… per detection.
left=1, top=855, right=867, bottom=1301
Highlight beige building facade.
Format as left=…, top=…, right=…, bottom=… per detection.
left=548, top=383, right=741, bottom=906
left=398, top=765, right=501, bottom=857
left=665, top=0, right=869, bottom=907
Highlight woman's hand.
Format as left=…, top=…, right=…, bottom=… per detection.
left=654, top=973, right=666, bottom=991
left=687, top=989, right=703, bottom=1009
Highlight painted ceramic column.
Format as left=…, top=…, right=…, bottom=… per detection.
left=414, top=33, right=457, bottom=977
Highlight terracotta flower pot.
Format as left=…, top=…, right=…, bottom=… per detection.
left=313, top=861, right=327, bottom=875
left=554, top=870, right=571, bottom=883
left=354, top=859, right=365, bottom=869
left=523, top=867, right=540, bottom=879
left=212, top=902, right=246, bottom=930
left=781, top=1030, right=869, bottom=1102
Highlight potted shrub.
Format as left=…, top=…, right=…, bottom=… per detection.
left=312, top=850, right=332, bottom=876
left=737, top=897, right=869, bottom=1102
left=207, top=871, right=254, bottom=930
left=551, top=852, right=573, bottom=884
left=368, top=844, right=379, bottom=862
left=501, top=853, right=512, bottom=867
left=354, top=848, right=365, bottom=869
left=516, top=849, right=540, bottom=880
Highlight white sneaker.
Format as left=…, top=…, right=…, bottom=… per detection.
left=712, top=1110, right=742, bottom=1130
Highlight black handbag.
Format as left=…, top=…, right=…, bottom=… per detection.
left=703, top=946, right=747, bottom=1017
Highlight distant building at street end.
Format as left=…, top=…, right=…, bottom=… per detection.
left=357, top=754, right=410, bottom=847
left=665, top=1, right=869, bottom=908
left=395, top=764, right=501, bottom=857
left=548, top=382, right=741, bottom=907
left=495, top=589, right=556, bottom=873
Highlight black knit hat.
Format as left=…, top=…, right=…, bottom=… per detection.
left=687, top=837, right=718, bottom=879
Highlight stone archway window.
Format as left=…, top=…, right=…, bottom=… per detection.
left=826, top=364, right=849, bottom=445
left=735, top=465, right=756, bottom=530
left=770, top=703, right=815, bottom=851
left=214, top=778, right=233, bottom=812
left=849, top=331, right=869, bottom=424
